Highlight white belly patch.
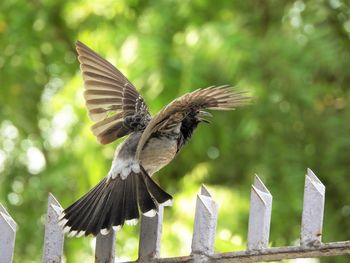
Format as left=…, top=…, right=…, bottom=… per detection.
left=107, top=158, right=140, bottom=181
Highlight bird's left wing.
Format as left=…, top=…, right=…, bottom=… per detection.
left=76, top=41, right=151, bottom=144
left=135, top=85, right=251, bottom=159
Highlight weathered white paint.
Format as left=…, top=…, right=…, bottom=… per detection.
left=0, top=204, right=17, bottom=263
left=301, top=168, right=325, bottom=246
left=42, top=193, right=64, bottom=263
left=247, top=175, right=273, bottom=251
left=191, top=185, right=218, bottom=255
left=139, top=206, right=164, bottom=262
left=95, top=230, right=116, bottom=263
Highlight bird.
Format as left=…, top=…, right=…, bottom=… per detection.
left=59, top=41, right=251, bottom=237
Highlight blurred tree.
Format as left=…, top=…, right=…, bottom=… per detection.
left=0, top=0, right=349, bottom=262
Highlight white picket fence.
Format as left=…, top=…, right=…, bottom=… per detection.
left=1, top=168, right=350, bottom=263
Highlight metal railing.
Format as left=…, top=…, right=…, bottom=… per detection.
left=1, top=168, right=349, bottom=263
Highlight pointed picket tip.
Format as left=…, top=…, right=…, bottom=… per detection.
left=306, top=168, right=325, bottom=194
left=0, top=203, right=10, bottom=215
left=0, top=212, right=16, bottom=233
left=197, top=186, right=217, bottom=217
left=305, top=176, right=325, bottom=198
left=251, top=175, right=272, bottom=208
left=251, top=185, right=271, bottom=208
left=200, top=185, right=212, bottom=197
left=47, top=193, right=63, bottom=217
left=51, top=204, right=63, bottom=215
left=197, top=195, right=215, bottom=216
left=254, top=174, right=271, bottom=195
left=48, top=192, right=62, bottom=208
left=0, top=203, right=17, bottom=231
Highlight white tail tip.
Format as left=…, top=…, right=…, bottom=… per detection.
left=143, top=209, right=157, bottom=217
left=126, top=218, right=138, bottom=226
left=161, top=199, right=173, bottom=207
left=100, top=228, right=110, bottom=235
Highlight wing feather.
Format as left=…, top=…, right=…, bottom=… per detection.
left=136, top=86, right=251, bottom=158
left=76, top=41, right=151, bottom=144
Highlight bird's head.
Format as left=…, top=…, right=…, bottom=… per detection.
left=195, top=110, right=213, bottom=124
left=180, top=110, right=212, bottom=143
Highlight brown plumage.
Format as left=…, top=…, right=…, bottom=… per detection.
left=77, top=41, right=150, bottom=144
left=59, top=41, right=251, bottom=237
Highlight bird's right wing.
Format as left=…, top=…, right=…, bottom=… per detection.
left=76, top=41, right=151, bottom=144
left=135, top=85, right=251, bottom=159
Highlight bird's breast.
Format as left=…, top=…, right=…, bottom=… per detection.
left=140, top=136, right=178, bottom=176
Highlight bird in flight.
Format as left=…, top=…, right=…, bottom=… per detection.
left=59, top=41, right=251, bottom=237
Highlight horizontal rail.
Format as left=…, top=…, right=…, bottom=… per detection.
left=143, top=241, right=350, bottom=263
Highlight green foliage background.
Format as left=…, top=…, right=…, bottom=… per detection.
left=0, top=0, right=349, bottom=262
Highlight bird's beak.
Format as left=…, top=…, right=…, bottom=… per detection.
left=197, top=111, right=212, bottom=123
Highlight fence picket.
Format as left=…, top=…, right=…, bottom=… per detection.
left=42, top=193, right=64, bottom=263
left=191, top=185, right=218, bottom=256
left=0, top=204, right=17, bottom=263
left=95, top=230, right=116, bottom=263
left=139, top=206, right=164, bottom=261
left=247, top=175, right=273, bottom=250
left=300, top=168, right=325, bottom=246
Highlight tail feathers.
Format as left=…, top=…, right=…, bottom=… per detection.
left=59, top=167, right=172, bottom=237
left=124, top=173, right=139, bottom=221
left=137, top=172, right=158, bottom=216
left=61, top=178, right=108, bottom=234
left=140, top=166, right=173, bottom=206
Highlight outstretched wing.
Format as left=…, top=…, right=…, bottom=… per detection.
left=76, top=41, right=151, bottom=144
left=136, top=85, right=251, bottom=158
